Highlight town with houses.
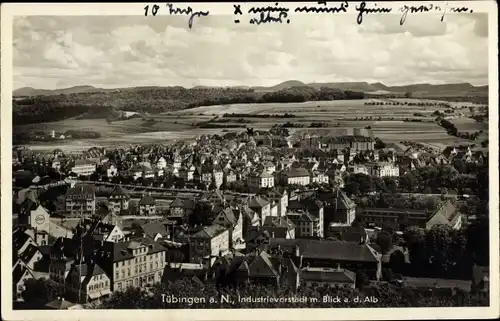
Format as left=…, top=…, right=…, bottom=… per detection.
left=11, top=129, right=490, bottom=309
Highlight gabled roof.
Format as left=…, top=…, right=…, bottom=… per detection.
left=72, top=262, right=106, bottom=278
left=301, top=267, right=356, bottom=284
left=263, top=216, right=296, bottom=230
left=110, top=185, right=129, bottom=199
left=13, top=229, right=31, bottom=253
left=103, top=236, right=167, bottom=263
left=192, top=224, right=228, bottom=239
left=237, top=251, right=279, bottom=278
left=170, top=198, right=184, bottom=208
left=139, top=194, right=156, bottom=206
left=267, top=238, right=379, bottom=263
left=214, top=207, right=238, bottom=226
left=13, top=264, right=33, bottom=285
left=65, top=184, right=95, bottom=198
left=141, top=222, right=169, bottom=239
left=248, top=196, right=270, bottom=209
left=19, top=244, right=41, bottom=263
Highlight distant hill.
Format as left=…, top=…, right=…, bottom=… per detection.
left=251, top=81, right=488, bottom=95
left=14, top=81, right=488, bottom=98
left=13, top=85, right=111, bottom=97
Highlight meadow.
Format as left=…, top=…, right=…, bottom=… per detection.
left=15, top=98, right=486, bottom=152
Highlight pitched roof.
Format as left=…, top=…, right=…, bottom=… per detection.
left=13, top=229, right=31, bottom=253
left=263, top=216, right=296, bottom=230
left=301, top=267, right=356, bottom=284
left=140, top=222, right=169, bottom=238
left=248, top=196, right=270, bottom=209
left=103, top=236, right=167, bottom=263
left=426, top=201, right=461, bottom=228
left=19, top=244, right=41, bottom=263
left=170, top=198, right=184, bottom=208
left=13, top=264, right=31, bottom=285
left=284, top=168, right=310, bottom=178
left=215, top=207, right=238, bottom=226
left=237, top=251, right=279, bottom=278
left=192, top=224, right=228, bottom=239
left=267, top=238, right=379, bottom=263
left=139, top=194, right=156, bottom=206
left=65, top=184, right=95, bottom=198
left=110, top=185, right=129, bottom=199
left=73, top=262, right=106, bottom=278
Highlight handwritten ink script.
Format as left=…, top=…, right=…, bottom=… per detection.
left=398, top=3, right=474, bottom=25
left=143, top=2, right=475, bottom=28
left=144, top=3, right=209, bottom=28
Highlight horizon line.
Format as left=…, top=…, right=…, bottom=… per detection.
left=13, top=80, right=490, bottom=92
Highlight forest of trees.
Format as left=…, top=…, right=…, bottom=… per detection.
left=398, top=221, right=489, bottom=279
left=91, top=277, right=488, bottom=309
left=13, top=86, right=365, bottom=125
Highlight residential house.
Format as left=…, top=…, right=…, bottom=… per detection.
left=66, top=261, right=112, bottom=303
left=367, top=162, right=400, bottom=177
left=65, top=183, right=96, bottom=217
left=137, top=222, right=169, bottom=242
left=212, top=207, right=245, bottom=249
left=327, top=191, right=357, bottom=226
left=108, top=185, right=130, bottom=215
left=71, top=159, right=97, bottom=176
left=248, top=196, right=271, bottom=225
left=138, top=194, right=157, bottom=216
left=300, top=267, right=356, bottom=288
left=238, top=206, right=261, bottom=241
left=259, top=189, right=288, bottom=217
left=248, top=171, right=275, bottom=189
left=287, top=198, right=324, bottom=237
left=92, top=223, right=125, bottom=243
left=104, top=163, right=118, bottom=178
left=13, top=265, right=35, bottom=302
left=157, top=157, right=167, bottom=170
left=189, top=225, right=230, bottom=267
left=359, top=201, right=462, bottom=231
left=310, top=171, right=329, bottom=184
left=327, top=226, right=369, bottom=244
left=262, top=216, right=296, bottom=239
left=280, top=168, right=311, bottom=186
left=425, top=201, right=463, bottom=230
left=223, top=169, right=238, bottom=186
left=169, top=199, right=195, bottom=224
left=96, top=237, right=167, bottom=291
left=286, top=211, right=322, bottom=238
left=19, top=200, right=50, bottom=235
left=349, top=164, right=369, bottom=175
left=18, top=244, right=44, bottom=270
left=265, top=238, right=381, bottom=279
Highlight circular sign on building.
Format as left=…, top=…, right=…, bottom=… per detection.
left=35, top=214, right=46, bottom=225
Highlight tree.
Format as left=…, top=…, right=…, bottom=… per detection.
left=376, top=231, right=393, bottom=254
left=425, top=225, right=454, bottom=275
left=403, top=226, right=428, bottom=270
left=22, top=278, right=64, bottom=309
left=383, top=177, right=398, bottom=194
left=389, top=249, right=406, bottom=273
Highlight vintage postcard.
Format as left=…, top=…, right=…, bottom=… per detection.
left=1, top=1, right=498, bottom=320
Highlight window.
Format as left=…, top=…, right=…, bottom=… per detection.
left=128, top=268, right=131, bottom=277
left=105, top=280, right=108, bottom=286
left=115, top=271, right=119, bottom=279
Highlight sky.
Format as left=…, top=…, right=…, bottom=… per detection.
left=12, top=12, right=489, bottom=90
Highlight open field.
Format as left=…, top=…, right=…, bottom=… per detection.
left=14, top=98, right=487, bottom=152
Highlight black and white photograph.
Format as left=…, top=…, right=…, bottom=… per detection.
left=1, top=1, right=498, bottom=320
